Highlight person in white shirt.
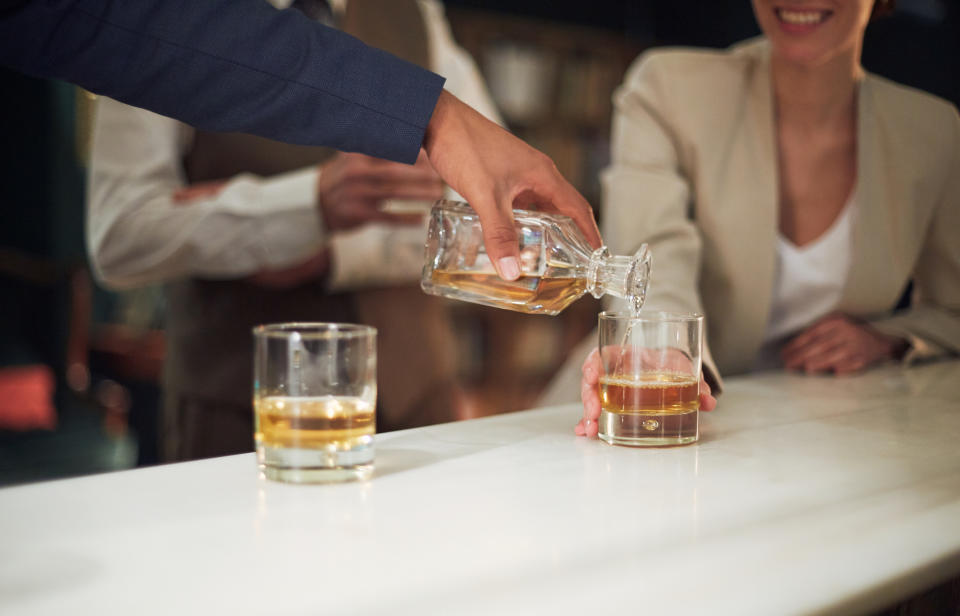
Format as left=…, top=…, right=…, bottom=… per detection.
left=87, top=0, right=503, bottom=461
left=537, top=0, right=960, bottom=438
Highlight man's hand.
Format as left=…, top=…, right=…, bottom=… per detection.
left=318, top=149, right=443, bottom=231
left=574, top=347, right=717, bottom=438
left=782, top=313, right=908, bottom=375
left=423, top=90, right=602, bottom=281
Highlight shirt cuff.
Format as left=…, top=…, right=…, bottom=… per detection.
left=216, top=168, right=319, bottom=216
left=326, top=222, right=428, bottom=292
left=210, top=168, right=325, bottom=270
left=902, top=334, right=949, bottom=366
left=253, top=208, right=324, bottom=270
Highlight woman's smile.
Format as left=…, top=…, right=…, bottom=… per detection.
left=774, top=5, right=834, bottom=33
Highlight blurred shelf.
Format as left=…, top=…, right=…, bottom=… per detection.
left=448, top=7, right=646, bottom=207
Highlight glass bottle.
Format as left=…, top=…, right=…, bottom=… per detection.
left=421, top=200, right=651, bottom=315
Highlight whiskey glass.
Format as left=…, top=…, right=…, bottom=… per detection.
left=253, top=323, right=376, bottom=483
left=597, top=311, right=703, bottom=447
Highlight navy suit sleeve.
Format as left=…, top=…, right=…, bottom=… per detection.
left=0, top=0, right=445, bottom=164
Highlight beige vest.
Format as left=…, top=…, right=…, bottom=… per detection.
left=165, top=0, right=456, bottom=428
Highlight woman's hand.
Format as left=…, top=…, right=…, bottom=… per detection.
left=574, top=348, right=717, bottom=438
left=781, top=313, right=908, bottom=375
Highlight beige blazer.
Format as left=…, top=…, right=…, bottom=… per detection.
left=541, top=38, right=960, bottom=405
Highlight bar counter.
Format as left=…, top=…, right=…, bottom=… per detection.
left=2, top=361, right=959, bottom=615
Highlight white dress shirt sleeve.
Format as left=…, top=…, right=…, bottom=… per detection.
left=88, top=2, right=500, bottom=292
left=324, top=0, right=504, bottom=291
left=326, top=220, right=430, bottom=292
left=87, top=96, right=324, bottom=289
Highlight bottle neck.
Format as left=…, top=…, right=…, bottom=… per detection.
left=586, top=245, right=652, bottom=311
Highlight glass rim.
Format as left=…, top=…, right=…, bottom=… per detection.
left=252, top=322, right=377, bottom=339
left=599, top=310, right=703, bottom=323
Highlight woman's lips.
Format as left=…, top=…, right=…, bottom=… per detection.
left=775, top=7, right=833, bottom=33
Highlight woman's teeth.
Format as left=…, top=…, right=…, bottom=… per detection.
left=776, top=8, right=829, bottom=25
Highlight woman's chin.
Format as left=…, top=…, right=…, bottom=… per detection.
left=770, top=41, right=835, bottom=68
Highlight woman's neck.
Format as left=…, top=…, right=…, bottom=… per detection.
left=771, top=48, right=863, bottom=130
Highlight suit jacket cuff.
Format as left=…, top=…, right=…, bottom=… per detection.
left=870, top=311, right=959, bottom=363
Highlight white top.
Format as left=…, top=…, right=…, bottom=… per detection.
left=2, top=362, right=960, bottom=615
left=86, top=0, right=502, bottom=292
left=755, top=195, right=857, bottom=369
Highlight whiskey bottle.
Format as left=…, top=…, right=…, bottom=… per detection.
left=421, top=200, right=651, bottom=315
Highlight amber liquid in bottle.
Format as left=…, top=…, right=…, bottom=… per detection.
left=428, top=270, right=588, bottom=315
left=421, top=200, right=651, bottom=316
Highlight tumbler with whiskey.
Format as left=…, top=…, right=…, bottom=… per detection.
left=253, top=323, right=377, bottom=483
left=597, top=311, right=703, bottom=447
left=421, top=200, right=651, bottom=315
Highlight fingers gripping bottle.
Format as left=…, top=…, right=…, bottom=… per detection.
left=421, top=200, right=651, bottom=315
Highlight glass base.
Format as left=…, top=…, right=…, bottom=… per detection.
left=598, top=409, right=698, bottom=447
left=257, top=444, right=373, bottom=484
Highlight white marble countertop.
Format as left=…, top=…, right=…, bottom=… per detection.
left=2, top=361, right=960, bottom=615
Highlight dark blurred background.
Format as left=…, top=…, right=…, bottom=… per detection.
left=1, top=0, right=957, bottom=485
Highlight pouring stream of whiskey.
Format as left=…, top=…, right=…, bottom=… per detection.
left=612, top=293, right=645, bottom=376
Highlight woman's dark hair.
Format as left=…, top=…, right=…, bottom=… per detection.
left=872, top=0, right=896, bottom=19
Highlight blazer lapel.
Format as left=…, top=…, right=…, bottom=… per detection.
left=837, top=76, right=899, bottom=313
left=729, top=43, right=779, bottom=370
left=699, top=41, right=778, bottom=374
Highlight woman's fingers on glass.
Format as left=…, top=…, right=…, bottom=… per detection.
left=700, top=392, right=717, bottom=411
left=576, top=415, right=599, bottom=438
left=585, top=419, right=599, bottom=438
left=574, top=419, right=587, bottom=436
left=699, top=376, right=717, bottom=411
left=663, top=348, right=696, bottom=373
left=581, top=378, right=601, bottom=420
left=578, top=376, right=601, bottom=438
left=582, top=348, right=601, bottom=384
left=576, top=349, right=603, bottom=437
left=598, top=345, right=695, bottom=375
